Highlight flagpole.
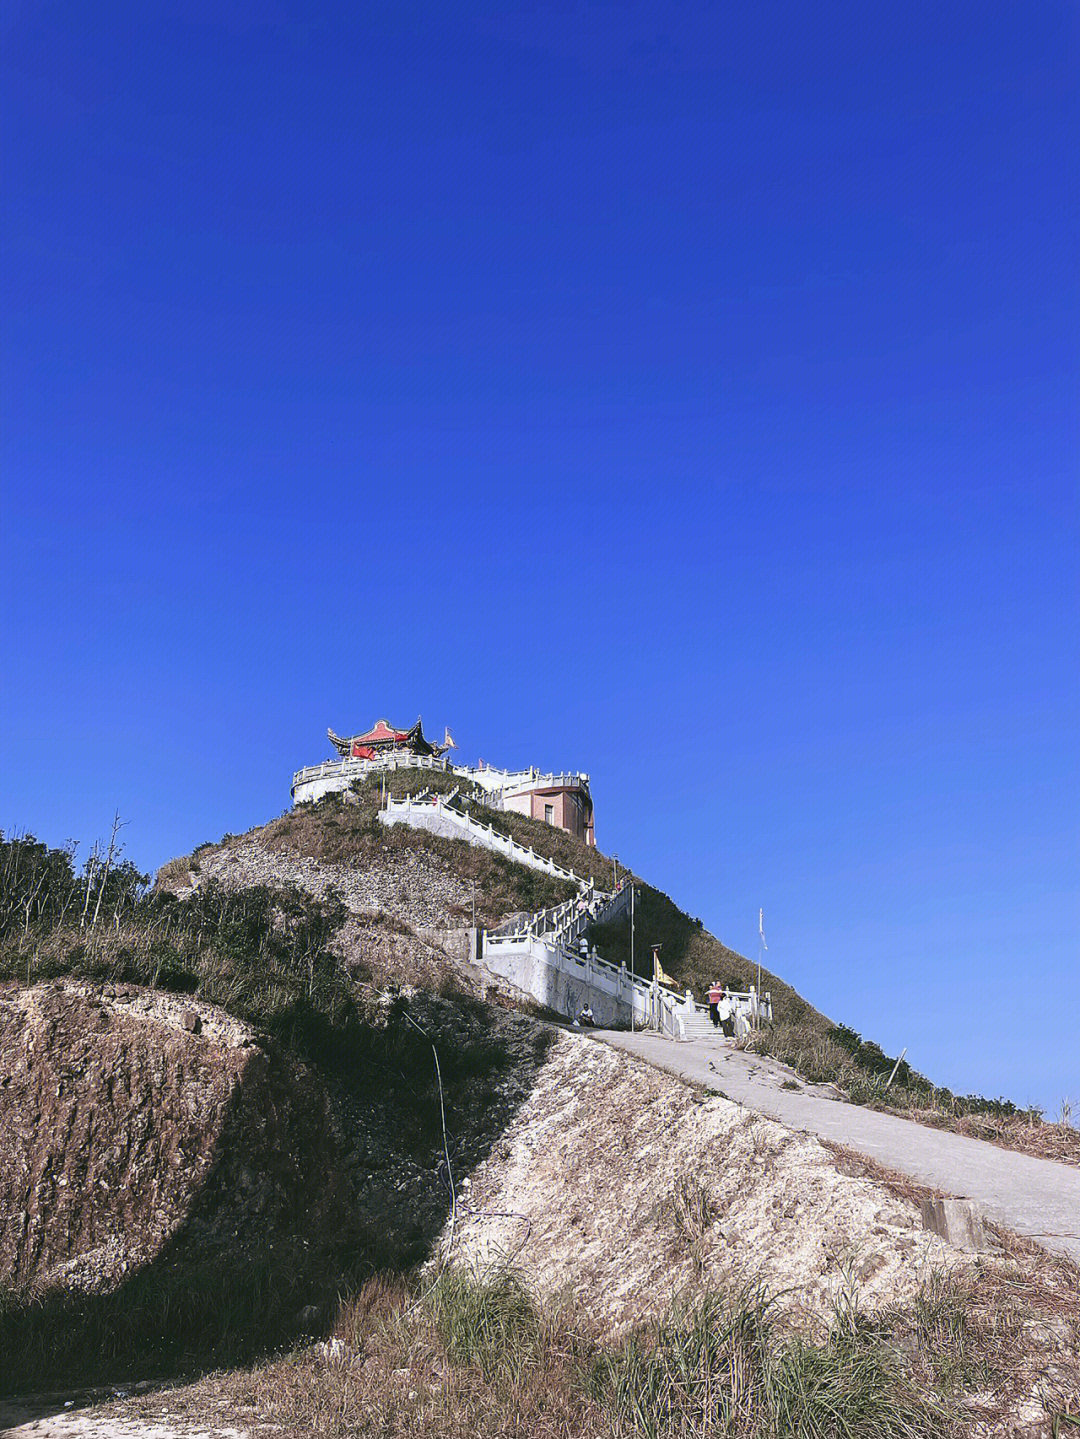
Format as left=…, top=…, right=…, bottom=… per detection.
left=757, top=908, right=766, bottom=1029
left=756, top=934, right=762, bottom=1028
left=629, top=881, right=635, bottom=1033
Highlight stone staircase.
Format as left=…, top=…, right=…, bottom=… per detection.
left=379, top=788, right=771, bottom=1039
left=681, top=1007, right=719, bottom=1041
left=380, top=793, right=588, bottom=885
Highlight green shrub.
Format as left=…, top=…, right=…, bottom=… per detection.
left=427, top=1268, right=547, bottom=1383
left=593, top=1288, right=955, bottom=1439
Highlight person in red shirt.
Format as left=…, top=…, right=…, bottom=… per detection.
left=707, top=980, right=722, bottom=1027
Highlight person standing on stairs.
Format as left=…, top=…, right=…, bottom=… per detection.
left=708, top=979, right=722, bottom=1027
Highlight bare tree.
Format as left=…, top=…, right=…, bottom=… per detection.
left=90, top=812, right=126, bottom=930
left=79, top=842, right=100, bottom=930
left=55, top=841, right=82, bottom=927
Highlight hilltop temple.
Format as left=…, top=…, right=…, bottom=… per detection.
left=293, top=716, right=596, bottom=846
left=327, top=717, right=457, bottom=761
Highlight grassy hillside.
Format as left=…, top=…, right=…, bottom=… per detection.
left=76, top=772, right=1080, bottom=1162
left=428, top=792, right=829, bottom=1028
left=333, top=794, right=1076, bottom=1152
left=0, top=829, right=554, bottom=1388
left=3, top=827, right=1078, bottom=1428
left=158, top=769, right=575, bottom=925
left=588, top=882, right=826, bottom=1027
left=163, top=774, right=826, bottom=1028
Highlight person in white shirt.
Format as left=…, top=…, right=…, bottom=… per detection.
left=716, top=990, right=734, bottom=1038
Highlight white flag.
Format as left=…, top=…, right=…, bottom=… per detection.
left=759, top=908, right=767, bottom=950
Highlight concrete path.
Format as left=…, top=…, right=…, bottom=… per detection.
left=597, top=1029, right=1080, bottom=1266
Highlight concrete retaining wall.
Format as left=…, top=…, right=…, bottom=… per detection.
left=477, top=935, right=634, bottom=1027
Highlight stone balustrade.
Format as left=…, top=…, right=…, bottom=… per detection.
left=380, top=793, right=589, bottom=886
left=292, top=753, right=450, bottom=804
left=480, top=929, right=687, bottom=1033
left=292, top=753, right=592, bottom=814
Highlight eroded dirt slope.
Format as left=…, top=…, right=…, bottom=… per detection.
left=448, top=1027, right=958, bottom=1330
left=0, top=980, right=344, bottom=1298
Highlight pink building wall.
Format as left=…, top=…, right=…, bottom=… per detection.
left=502, top=783, right=595, bottom=846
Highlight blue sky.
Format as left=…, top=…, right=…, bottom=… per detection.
left=3, top=1, right=1077, bottom=1111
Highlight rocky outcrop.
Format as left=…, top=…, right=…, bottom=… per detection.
left=161, top=839, right=474, bottom=933
left=159, top=839, right=479, bottom=996
left=0, top=981, right=345, bottom=1297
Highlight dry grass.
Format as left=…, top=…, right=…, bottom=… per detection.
left=894, top=1105, right=1080, bottom=1168
left=129, top=1271, right=607, bottom=1439
left=114, top=1262, right=1080, bottom=1438
left=822, top=1140, right=1080, bottom=1429
left=748, top=1023, right=1080, bottom=1169
left=587, top=883, right=826, bottom=1029
left=242, top=786, right=575, bottom=926
left=153, top=853, right=196, bottom=888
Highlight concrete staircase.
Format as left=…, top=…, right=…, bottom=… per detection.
left=681, top=1008, right=720, bottom=1041
left=380, top=793, right=587, bottom=885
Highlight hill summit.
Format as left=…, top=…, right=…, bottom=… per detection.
left=1, top=749, right=1077, bottom=1434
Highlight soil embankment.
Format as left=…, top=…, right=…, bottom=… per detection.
left=446, top=1027, right=960, bottom=1329
left=0, top=981, right=346, bottom=1296
left=0, top=975, right=555, bottom=1394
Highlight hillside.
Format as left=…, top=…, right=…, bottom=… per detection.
left=2, top=809, right=1078, bottom=1435
left=157, top=768, right=576, bottom=929
left=158, top=769, right=824, bottom=1029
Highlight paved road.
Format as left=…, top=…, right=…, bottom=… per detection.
left=597, top=1029, right=1080, bottom=1266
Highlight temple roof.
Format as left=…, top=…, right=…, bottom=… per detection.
left=353, top=718, right=411, bottom=747
left=327, top=717, right=455, bottom=759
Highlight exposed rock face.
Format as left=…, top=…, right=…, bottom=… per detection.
left=159, top=839, right=478, bottom=995
left=0, top=981, right=344, bottom=1297
left=447, top=1029, right=965, bottom=1331
left=162, top=839, right=473, bottom=933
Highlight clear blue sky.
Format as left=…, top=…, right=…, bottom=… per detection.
left=3, top=2, right=1077, bottom=1111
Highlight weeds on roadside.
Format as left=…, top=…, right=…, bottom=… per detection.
left=745, top=1022, right=1080, bottom=1167
left=592, top=1284, right=957, bottom=1439
left=267, top=1266, right=980, bottom=1437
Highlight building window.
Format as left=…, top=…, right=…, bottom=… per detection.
left=544, top=804, right=554, bottom=824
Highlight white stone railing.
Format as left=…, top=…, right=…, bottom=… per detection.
left=455, top=765, right=590, bottom=798
left=481, top=909, right=771, bottom=1039
left=380, top=793, right=590, bottom=887
left=292, top=754, right=592, bottom=825
left=292, top=753, right=450, bottom=802
left=488, top=880, right=627, bottom=949
left=481, top=928, right=690, bottom=1034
